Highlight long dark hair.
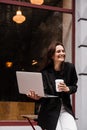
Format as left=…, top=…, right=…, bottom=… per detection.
left=41, top=41, right=65, bottom=70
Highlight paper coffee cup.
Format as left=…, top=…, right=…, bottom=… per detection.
left=55, top=79, right=64, bottom=92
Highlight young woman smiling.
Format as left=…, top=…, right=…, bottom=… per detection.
left=27, top=41, right=78, bottom=130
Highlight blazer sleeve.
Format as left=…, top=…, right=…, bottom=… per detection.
left=67, top=64, right=78, bottom=94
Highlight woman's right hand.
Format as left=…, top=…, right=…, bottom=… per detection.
left=26, top=90, right=42, bottom=100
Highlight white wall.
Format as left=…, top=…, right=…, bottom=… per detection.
left=75, top=0, right=87, bottom=130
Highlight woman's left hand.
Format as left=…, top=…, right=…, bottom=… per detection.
left=26, top=90, right=42, bottom=100
left=58, top=82, right=70, bottom=92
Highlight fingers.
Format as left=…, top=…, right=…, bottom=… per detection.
left=58, top=83, right=69, bottom=92
left=26, top=90, right=42, bottom=100
left=27, top=90, right=35, bottom=98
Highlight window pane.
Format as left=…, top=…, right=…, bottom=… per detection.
left=0, top=3, right=72, bottom=101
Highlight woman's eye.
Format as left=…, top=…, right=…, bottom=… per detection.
left=56, top=50, right=61, bottom=53
left=62, top=50, right=65, bottom=53
left=56, top=50, right=65, bottom=53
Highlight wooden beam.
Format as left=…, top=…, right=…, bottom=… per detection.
left=0, top=0, right=73, bottom=13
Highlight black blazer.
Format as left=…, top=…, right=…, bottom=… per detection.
left=37, top=62, right=78, bottom=130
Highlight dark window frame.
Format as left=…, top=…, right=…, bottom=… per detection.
left=0, top=0, right=76, bottom=113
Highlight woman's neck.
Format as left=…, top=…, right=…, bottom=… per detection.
left=54, top=62, right=61, bottom=71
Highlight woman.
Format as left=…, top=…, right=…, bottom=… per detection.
left=27, top=41, right=78, bottom=130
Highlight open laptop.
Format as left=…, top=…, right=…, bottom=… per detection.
left=16, top=71, right=58, bottom=98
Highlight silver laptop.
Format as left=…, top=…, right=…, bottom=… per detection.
left=16, top=71, right=58, bottom=98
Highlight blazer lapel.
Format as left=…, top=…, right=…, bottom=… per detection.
left=48, top=68, right=56, bottom=94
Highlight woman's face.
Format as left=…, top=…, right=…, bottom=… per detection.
left=52, top=45, right=65, bottom=63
